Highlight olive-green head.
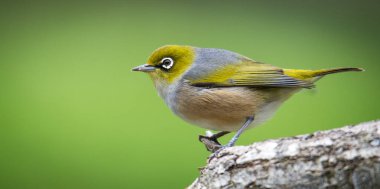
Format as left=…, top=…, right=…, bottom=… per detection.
left=132, top=45, right=195, bottom=85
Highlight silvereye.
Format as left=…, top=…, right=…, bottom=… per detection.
left=132, top=45, right=363, bottom=152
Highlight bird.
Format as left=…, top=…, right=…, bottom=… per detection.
left=132, top=45, right=363, bottom=153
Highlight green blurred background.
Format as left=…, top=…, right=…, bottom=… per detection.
left=1, top=0, right=379, bottom=188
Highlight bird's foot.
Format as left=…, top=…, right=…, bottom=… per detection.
left=199, top=131, right=233, bottom=162
left=198, top=135, right=222, bottom=153
left=208, top=144, right=233, bottom=162
left=199, top=131, right=230, bottom=152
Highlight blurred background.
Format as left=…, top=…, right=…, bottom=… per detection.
left=0, top=0, right=379, bottom=188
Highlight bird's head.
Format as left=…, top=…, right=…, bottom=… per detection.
left=132, top=45, right=195, bottom=86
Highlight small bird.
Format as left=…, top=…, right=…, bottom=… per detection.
left=132, top=45, right=363, bottom=153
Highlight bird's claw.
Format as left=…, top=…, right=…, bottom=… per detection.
left=208, top=145, right=230, bottom=162
left=199, top=135, right=222, bottom=152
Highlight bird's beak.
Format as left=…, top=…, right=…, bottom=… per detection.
left=131, top=64, right=156, bottom=72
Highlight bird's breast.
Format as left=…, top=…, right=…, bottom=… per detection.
left=166, top=82, right=294, bottom=131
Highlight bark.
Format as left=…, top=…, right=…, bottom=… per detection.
left=189, top=120, right=380, bottom=189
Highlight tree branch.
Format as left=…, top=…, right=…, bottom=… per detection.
left=189, top=120, right=380, bottom=189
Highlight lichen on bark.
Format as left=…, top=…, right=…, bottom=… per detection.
left=189, top=120, right=380, bottom=189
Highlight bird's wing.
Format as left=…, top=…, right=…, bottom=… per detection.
left=189, top=61, right=313, bottom=88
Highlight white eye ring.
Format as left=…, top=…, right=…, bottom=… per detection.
left=161, top=57, right=174, bottom=70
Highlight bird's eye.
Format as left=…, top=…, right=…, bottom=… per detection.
left=161, top=57, right=174, bottom=70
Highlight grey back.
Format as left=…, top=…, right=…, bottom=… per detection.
left=182, top=47, right=249, bottom=81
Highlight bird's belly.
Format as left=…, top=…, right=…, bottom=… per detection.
left=171, top=86, right=291, bottom=131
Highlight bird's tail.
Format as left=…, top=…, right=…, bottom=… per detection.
left=283, top=67, right=364, bottom=86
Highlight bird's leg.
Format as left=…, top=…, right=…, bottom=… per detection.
left=199, top=131, right=230, bottom=152
left=210, top=116, right=255, bottom=157
left=209, top=131, right=231, bottom=141
left=225, top=116, right=254, bottom=147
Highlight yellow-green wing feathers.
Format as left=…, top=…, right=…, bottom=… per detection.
left=230, top=65, right=313, bottom=88
left=190, top=61, right=313, bottom=88
left=189, top=61, right=363, bottom=88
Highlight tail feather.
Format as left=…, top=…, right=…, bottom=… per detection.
left=311, top=67, right=364, bottom=77
left=283, top=67, right=364, bottom=84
